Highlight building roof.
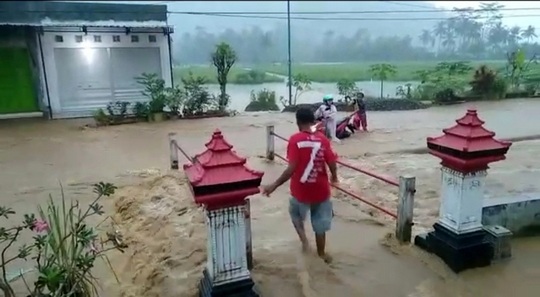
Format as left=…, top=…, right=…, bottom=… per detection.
left=0, top=1, right=168, bottom=28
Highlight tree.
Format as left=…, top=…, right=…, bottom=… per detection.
left=433, top=21, right=447, bottom=54
left=211, top=42, right=237, bottom=111
left=521, top=25, right=537, bottom=43
left=419, top=29, right=434, bottom=48
left=368, top=64, right=397, bottom=99
left=336, top=79, right=358, bottom=102
left=505, top=48, right=526, bottom=89
left=286, top=73, right=312, bottom=106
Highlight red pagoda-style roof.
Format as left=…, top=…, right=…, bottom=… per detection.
left=183, top=129, right=264, bottom=187
left=427, top=109, right=512, bottom=172
left=427, top=109, right=511, bottom=153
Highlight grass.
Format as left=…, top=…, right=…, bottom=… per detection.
left=173, top=65, right=284, bottom=85
left=254, top=60, right=512, bottom=83
left=174, top=61, right=540, bottom=85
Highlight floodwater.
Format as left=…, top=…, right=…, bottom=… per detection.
left=1, top=98, right=540, bottom=297
left=204, top=80, right=417, bottom=111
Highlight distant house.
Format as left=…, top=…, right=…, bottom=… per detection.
left=0, top=1, right=173, bottom=119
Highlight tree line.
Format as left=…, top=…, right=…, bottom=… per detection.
left=174, top=2, right=540, bottom=64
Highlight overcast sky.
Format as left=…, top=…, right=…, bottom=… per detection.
left=79, top=1, right=540, bottom=30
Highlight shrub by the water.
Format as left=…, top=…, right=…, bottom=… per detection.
left=364, top=98, right=427, bottom=111
left=244, top=89, right=280, bottom=111
left=235, top=70, right=283, bottom=84
left=281, top=98, right=427, bottom=113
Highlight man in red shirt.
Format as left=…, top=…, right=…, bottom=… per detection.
left=261, top=108, right=339, bottom=263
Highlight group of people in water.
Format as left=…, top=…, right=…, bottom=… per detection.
left=314, top=91, right=368, bottom=143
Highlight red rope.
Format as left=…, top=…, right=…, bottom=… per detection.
left=273, top=153, right=398, bottom=219
left=271, top=132, right=399, bottom=187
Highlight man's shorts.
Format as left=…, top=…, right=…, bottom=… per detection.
left=289, top=197, right=333, bottom=235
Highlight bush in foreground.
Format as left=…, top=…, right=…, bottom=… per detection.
left=0, top=182, right=126, bottom=297
left=281, top=98, right=427, bottom=113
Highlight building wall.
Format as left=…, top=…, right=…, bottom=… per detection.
left=40, top=27, right=172, bottom=118
left=0, top=26, right=46, bottom=116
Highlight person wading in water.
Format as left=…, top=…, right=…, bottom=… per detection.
left=315, top=94, right=340, bottom=143
left=261, top=107, right=339, bottom=263
left=353, top=92, right=368, bottom=132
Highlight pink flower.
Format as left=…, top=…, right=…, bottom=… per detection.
left=33, top=220, right=49, bottom=233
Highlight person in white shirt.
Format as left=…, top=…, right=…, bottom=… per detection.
left=314, top=94, right=340, bottom=144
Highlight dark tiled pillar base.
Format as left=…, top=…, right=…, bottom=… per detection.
left=415, top=222, right=493, bottom=273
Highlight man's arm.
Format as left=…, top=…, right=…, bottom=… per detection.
left=323, top=139, right=339, bottom=182
left=270, top=139, right=298, bottom=188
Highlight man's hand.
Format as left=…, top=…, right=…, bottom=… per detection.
left=260, top=184, right=278, bottom=197
left=330, top=175, right=339, bottom=186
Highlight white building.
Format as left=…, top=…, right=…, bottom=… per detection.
left=0, top=1, right=173, bottom=119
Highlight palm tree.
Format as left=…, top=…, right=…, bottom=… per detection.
left=508, top=26, right=522, bottom=47
left=442, top=32, right=457, bottom=53
left=488, top=22, right=509, bottom=52
left=521, top=25, right=537, bottom=43
left=433, top=21, right=447, bottom=53
left=419, top=29, right=433, bottom=48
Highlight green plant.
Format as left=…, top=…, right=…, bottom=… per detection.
left=234, top=70, right=267, bottom=84
left=468, top=65, right=509, bottom=100
left=433, top=61, right=473, bottom=76
left=368, top=63, right=397, bottom=99
left=285, top=73, right=312, bottom=106
left=470, top=65, right=497, bottom=97
left=181, top=72, right=216, bottom=116
left=136, top=73, right=166, bottom=113
left=0, top=182, right=126, bottom=297
left=411, top=64, right=469, bottom=103
left=165, top=86, right=186, bottom=116
left=106, top=101, right=131, bottom=119
left=211, top=42, right=237, bottom=111
left=491, top=76, right=509, bottom=98
left=336, top=79, right=358, bottom=102
left=244, top=89, right=280, bottom=111
left=133, top=102, right=149, bottom=120
left=92, top=109, right=110, bottom=126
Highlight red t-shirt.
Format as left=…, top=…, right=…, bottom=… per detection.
left=287, top=131, right=338, bottom=204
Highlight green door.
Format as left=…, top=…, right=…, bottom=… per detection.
left=0, top=48, right=38, bottom=114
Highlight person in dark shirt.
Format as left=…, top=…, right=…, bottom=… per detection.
left=353, top=92, right=368, bottom=131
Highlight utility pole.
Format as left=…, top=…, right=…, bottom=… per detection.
left=287, top=0, right=292, bottom=105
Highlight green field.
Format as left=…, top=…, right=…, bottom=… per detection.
left=173, top=66, right=283, bottom=85
left=174, top=61, right=540, bottom=85
left=254, top=60, right=513, bottom=83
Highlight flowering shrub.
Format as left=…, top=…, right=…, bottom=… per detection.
left=0, top=182, right=127, bottom=297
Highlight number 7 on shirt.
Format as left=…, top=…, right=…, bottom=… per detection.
left=295, top=140, right=322, bottom=183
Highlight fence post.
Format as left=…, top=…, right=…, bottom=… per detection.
left=168, top=132, right=179, bottom=170
left=266, top=125, right=275, bottom=161
left=396, top=175, right=416, bottom=243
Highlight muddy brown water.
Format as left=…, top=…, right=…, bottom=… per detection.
left=1, top=98, right=540, bottom=297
